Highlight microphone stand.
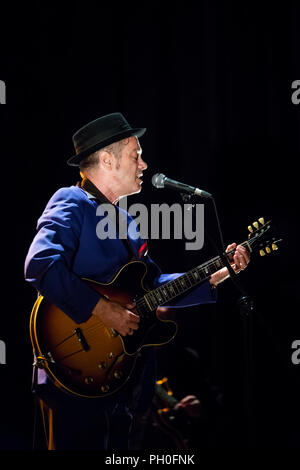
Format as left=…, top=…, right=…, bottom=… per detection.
left=211, top=197, right=256, bottom=448
left=180, top=192, right=256, bottom=448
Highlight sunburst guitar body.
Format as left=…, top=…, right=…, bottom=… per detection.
left=30, top=261, right=177, bottom=398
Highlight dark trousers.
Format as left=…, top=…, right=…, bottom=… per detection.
left=36, top=381, right=133, bottom=451
left=33, top=348, right=156, bottom=450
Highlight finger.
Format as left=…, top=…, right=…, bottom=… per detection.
left=174, top=403, right=183, bottom=410
left=230, top=263, right=239, bottom=272
left=190, top=398, right=201, bottom=406
left=125, top=302, right=136, bottom=309
left=233, top=252, right=244, bottom=267
left=128, top=311, right=140, bottom=322
left=236, top=245, right=249, bottom=257
left=184, top=398, right=200, bottom=407
left=226, top=243, right=236, bottom=252
left=230, top=262, right=243, bottom=274
left=128, top=321, right=139, bottom=331
left=226, top=243, right=236, bottom=261
left=242, top=251, right=250, bottom=264
left=234, top=253, right=247, bottom=270
left=236, top=245, right=250, bottom=262
left=180, top=395, right=197, bottom=404
left=237, top=250, right=250, bottom=266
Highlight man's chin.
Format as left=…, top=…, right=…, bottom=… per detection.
left=120, top=186, right=142, bottom=199
left=131, top=186, right=142, bottom=195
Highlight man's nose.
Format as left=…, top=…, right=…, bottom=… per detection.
left=139, top=157, right=147, bottom=171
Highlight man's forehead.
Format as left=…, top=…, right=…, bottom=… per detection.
left=131, top=136, right=142, bottom=153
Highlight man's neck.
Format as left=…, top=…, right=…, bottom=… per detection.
left=83, top=174, right=119, bottom=205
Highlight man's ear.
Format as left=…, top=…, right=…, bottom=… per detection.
left=99, top=150, right=113, bottom=170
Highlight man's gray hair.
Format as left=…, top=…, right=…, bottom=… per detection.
left=79, top=138, right=129, bottom=171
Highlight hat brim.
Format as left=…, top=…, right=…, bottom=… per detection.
left=67, top=127, right=146, bottom=166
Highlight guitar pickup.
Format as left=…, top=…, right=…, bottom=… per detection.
left=74, top=328, right=90, bottom=352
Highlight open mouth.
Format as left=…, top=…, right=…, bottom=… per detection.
left=136, top=173, right=143, bottom=184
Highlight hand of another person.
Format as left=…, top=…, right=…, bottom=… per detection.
left=174, top=395, right=202, bottom=418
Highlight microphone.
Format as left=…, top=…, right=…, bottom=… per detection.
left=151, top=173, right=212, bottom=198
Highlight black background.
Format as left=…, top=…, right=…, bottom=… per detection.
left=0, top=1, right=300, bottom=449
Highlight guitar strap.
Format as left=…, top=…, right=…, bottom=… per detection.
left=80, top=177, right=137, bottom=261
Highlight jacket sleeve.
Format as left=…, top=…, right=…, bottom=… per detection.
left=24, top=187, right=102, bottom=323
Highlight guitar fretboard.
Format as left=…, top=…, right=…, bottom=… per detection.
left=142, top=239, right=252, bottom=312
left=143, top=255, right=224, bottom=311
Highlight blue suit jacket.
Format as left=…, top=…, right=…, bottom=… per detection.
left=24, top=186, right=216, bottom=323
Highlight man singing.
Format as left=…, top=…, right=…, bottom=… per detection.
left=24, top=112, right=249, bottom=450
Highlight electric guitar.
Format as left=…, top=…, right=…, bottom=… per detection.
left=29, top=218, right=280, bottom=398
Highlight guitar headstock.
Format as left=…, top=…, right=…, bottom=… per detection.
left=247, top=217, right=282, bottom=256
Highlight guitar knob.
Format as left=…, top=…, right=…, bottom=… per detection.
left=259, top=249, right=266, bottom=256
left=253, top=221, right=259, bottom=229
left=258, top=217, right=265, bottom=225
left=84, top=376, right=94, bottom=384
left=266, top=246, right=271, bottom=254
left=101, top=385, right=110, bottom=393
left=98, top=362, right=107, bottom=369
left=108, top=352, right=115, bottom=359
left=114, top=371, right=122, bottom=379
left=272, top=243, right=278, bottom=251
left=248, top=225, right=253, bottom=233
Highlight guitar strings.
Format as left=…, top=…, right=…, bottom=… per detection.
left=53, top=242, right=257, bottom=349
left=51, top=299, right=149, bottom=350
left=53, top=258, right=222, bottom=348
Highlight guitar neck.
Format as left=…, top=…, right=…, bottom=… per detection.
left=143, top=240, right=251, bottom=311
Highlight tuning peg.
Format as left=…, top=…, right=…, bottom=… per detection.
left=253, top=221, right=259, bottom=229
left=265, top=246, right=271, bottom=254
left=259, top=249, right=266, bottom=256
left=272, top=243, right=278, bottom=251
left=258, top=217, right=265, bottom=225
left=248, top=225, right=253, bottom=233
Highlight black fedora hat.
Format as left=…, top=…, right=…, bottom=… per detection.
left=67, top=112, right=146, bottom=166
